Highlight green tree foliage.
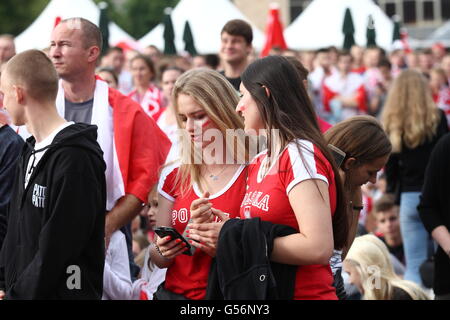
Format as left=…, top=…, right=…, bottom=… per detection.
left=118, top=0, right=179, bottom=39
left=0, top=0, right=179, bottom=39
left=93, top=0, right=180, bottom=39
left=0, top=0, right=49, bottom=36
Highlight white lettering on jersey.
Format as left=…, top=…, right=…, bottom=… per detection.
left=172, top=207, right=230, bottom=224
left=240, top=191, right=270, bottom=213
left=257, top=194, right=270, bottom=211
left=172, top=208, right=189, bottom=224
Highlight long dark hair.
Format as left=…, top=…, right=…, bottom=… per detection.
left=241, top=55, right=348, bottom=250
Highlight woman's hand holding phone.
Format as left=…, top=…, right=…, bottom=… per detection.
left=155, top=234, right=189, bottom=259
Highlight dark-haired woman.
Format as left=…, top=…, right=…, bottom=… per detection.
left=189, top=56, right=349, bottom=300
left=324, top=115, right=392, bottom=299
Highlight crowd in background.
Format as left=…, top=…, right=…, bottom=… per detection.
left=91, top=37, right=450, bottom=300
left=0, top=17, right=449, bottom=301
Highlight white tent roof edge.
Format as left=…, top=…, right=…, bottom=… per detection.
left=15, top=0, right=135, bottom=53
left=138, top=0, right=265, bottom=54
left=284, top=0, right=398, bottom=51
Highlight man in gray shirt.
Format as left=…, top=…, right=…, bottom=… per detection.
left=64, top=98, right=94, bottom=124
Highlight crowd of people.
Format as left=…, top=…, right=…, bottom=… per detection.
left=0, top=16, right=449, bottom=301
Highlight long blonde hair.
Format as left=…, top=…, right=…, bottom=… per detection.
left=172, top=68, right=248, bottom=194
left=381, top=69, right=440, bottom=153
left=345, top=235, right=430, bottom=300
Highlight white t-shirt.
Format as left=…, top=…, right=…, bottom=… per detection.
left=139, top=245, right=167, bottom=300
left=157, top=110, right=180, bottom=163
left=102, top=230, right=146, bottom=300
left=118, top=70, right=134, bottom=95
left=24, top=122, right=74, bottom=188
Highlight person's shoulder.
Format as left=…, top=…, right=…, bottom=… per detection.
left=160, top=161, right=180, bottom=178
left=437, top=108, right=449, bottom=131
left=107, top=87, right=142, bottom=113
left=392, top=286, right=413, bottom=300
left=158, top=162, right=181, bottom=189
left=286, top=139, right=323, bottom=158
left=441, top=131, right=450, bottom=144
left=51, top=124, right=105, bottom=171
left=433, top=132, right=450, bottom=156
left=0, top=125, right=24, bottom=150
left=158, top=162, right=181, bottom=201
left=285, top=139, right=333, bottom=176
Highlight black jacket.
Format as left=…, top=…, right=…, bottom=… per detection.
left=0, top=125, right=24, bottom=247
left=0, top=123, right=106, bottom=300
left=418, top=132, right=450, bottom=295
left=206, top=218, right=297, bottom=300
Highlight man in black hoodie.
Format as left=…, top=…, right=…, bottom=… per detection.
left=0, top=50, right=106, bottom=299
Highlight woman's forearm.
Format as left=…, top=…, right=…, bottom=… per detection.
left=431, top=226, right=450, bottom=256
left=150, top=244, right=174, bottom=269
left=271, top=233, right=333, bottom=266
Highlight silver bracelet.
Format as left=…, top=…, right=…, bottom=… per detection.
left=153, top=242, right=170, bottom=260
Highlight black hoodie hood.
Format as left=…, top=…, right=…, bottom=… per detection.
left=24, top=123, right=105, bottom=171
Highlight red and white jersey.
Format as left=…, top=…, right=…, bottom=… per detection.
left=308, top=66, right=338, bottom=117
left=240, top=139, right=338, bottom=300
left=363, top=67, right=383, bottom=98
left=323, top=72, right=368, bottom=116
left=433, top=87, right=450, bottom=129
left=158, top=163, right=248, bottom=300
left=128, top=84, right=164, bottom=121
left=309, top=66, right=338, bottom=92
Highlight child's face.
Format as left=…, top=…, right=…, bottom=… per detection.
left=147, top=198, right=158, bottom=229
left=376, top=208, right=400, bottom=239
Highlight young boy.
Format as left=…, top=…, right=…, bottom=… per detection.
left=373, top=194, right=405, bottom=265
left=0, top=50, right=106, bottom=299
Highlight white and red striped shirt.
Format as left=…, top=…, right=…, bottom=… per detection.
left=323, top=72, right=368, bottom=119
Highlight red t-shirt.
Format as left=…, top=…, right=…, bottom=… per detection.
left=317, top=116, right=332, bottom=133
left=240, top=139, right=338, bottom=300
left=158, top=163, right=247, bottom=299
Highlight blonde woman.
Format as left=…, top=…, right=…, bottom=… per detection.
left=344, top=234, right=430, bottom=300
left=382, top=69, right=448, bottom=286
left=150, top=69, right=250, bottom=300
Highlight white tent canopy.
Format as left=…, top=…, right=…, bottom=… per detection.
left=420, top=20, right=450, bottom=48
left=138, top=0, right=265, bottom=54
left=15, top=0, right=135, bottom=53
left=285, top=0, right=394, bottom=51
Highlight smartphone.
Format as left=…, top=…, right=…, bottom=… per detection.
left=154, top=226, right=193, bottom=256
left=328, top=144, right=346, bottom=168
